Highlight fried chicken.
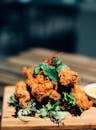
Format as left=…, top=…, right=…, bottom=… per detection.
left=15, top=66, right=92, bottom=110
left=22, top=67, right=61, bottom=102
left=58, top=68, right=80, bottom=87
left=15, top=81, right=31, bottom=108
left=22, top=66, right=34, bottom=79
left=31, top=80, right=61, bottom=102
left=71, top=85, right=93, bottom=110
left=14, top=54, right=95, bottom=117
left=26, top=70, right=60, bottom=102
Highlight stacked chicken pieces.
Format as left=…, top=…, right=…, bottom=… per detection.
left=15, top=54, right=93, bottom=112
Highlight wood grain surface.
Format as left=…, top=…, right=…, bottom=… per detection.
left=1, top=86, right=96, bottom=130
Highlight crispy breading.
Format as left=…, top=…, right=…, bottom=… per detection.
left=71, top=85, right=93, bottom=110
left=49, top=90, right=61, bottom=100
left=58, top=68, right=80, bottom=87
left=22, top=66, right=34, bottom=79
left=15, top=81, right=31, bottom=108
left=26, top=71, right=60, bottom=102
left=22, top=67, right=61, bottom=102
left=32, top=81, right=60, bottom=102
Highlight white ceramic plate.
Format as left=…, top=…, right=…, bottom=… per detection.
left=84, top=83, right=96, bottom=99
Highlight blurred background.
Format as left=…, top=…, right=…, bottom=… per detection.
left=0, top=0, right=96, bottom=59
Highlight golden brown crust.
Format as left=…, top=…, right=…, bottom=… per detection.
left=16, top=67, right=61, bottom=106
left=71, top=85, right=93, bottom=110
left=15, top=81, right=31, bottom=108
left=26, top=71, right=60, bottom=102
left=22, top=66, right=34, bottom=79
left=58, top=68, right=80, bottom=87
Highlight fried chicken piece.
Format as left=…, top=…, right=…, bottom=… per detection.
left=22, top=66, right=34, bottom=79
left=25, top=70, right=61, bottom=102
left=15, top=81, right=31, bottom=108
left=30, top=80, right=61, bottom=102
left=49, top=90, right=61, bottom=100
left=71, top=85, right=93, bottom=110
left=58, top=68, right=80, bottom=87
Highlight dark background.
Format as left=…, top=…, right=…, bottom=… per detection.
left=0, top=0, right=96, bottom=58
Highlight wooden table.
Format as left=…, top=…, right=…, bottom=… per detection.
left=0, top=47, right=96, bottom=126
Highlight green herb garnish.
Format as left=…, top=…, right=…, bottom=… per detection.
left=8, top=93, right=18, bottom=107
left=17, top=99, right=36, bottom=116
left=34, top=57, right=67, bottom=82
left=62, top=92, right=76, bottom=106
left=56, top=63, right=67, bottom=72
left=34, top=62, right=58, bottom=82
left=17, top=99, right=36, bottom=121
left=37, top=101, right=68, bottom=123
left=51, top=57, right=62, bottom=65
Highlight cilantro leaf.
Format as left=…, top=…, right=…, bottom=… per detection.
left=8, top=93, right=18, bottom=107
left=41, top=64, right=58, bottom=82
left=53, top=111, right=68, bottom=122
left=52, top=57, right=62, bottom=65
left=34, top=63, right=58, bottom=82
left=37, top=107, right=48, bottom=117
left=56, top=64, right=67, bottom=72
left=17, top=99, right=36, bottom=121
left=37, top=101, right=68, bottom=123
left=46, top=102, right=53, bottom=110
left=51, top=101, right=60, bottom=111
left=34, top=63, right=42, bottom=75
left=62, top=92, right=76, bottom=106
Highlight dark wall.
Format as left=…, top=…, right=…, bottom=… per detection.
left=77, top=10, right=96, bottom=58
left=0, top=2, right=79, bottom=57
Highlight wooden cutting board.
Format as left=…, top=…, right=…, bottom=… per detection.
left=1, top=86, right=96, bottom=130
